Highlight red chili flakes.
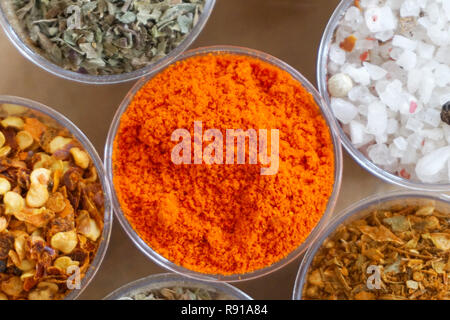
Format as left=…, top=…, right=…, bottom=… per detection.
left=340, top=35, right=357, bottom=52
left=400, top=169, right=411, bottom=180
left=360, top=51, right=369, bottom=62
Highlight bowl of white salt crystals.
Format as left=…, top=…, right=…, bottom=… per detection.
left=318, top=0, right=450, bottom=190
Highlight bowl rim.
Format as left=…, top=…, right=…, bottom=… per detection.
left=0, top=0, right=216, bottom=85
left=292, top=190, right=450, bottom=300
left=103, top=272, right=253, bottom=300
left=316, top=0, right=450, bottom=191
left=0, top=95, right=113, bottom=300
left=104, top=45, right=343, bottom=283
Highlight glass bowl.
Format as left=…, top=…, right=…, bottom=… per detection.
left=317, top=0, right=450, bottom=192
left=104, top=273, right=252, bottom=300
left=105, top=45, right=343, bottom=282
left=0, top=95, right=113, bottom=300
left=292, top=190, right=450, bottom=300
left=0, top=0, right=216, bottom=85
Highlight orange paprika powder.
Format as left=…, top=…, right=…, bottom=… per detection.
left=112, top=53, right=335, bottom=275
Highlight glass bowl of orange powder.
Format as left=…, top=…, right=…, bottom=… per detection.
left=105, top=46, right=343, bottom=282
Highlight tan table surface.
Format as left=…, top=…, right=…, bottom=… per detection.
left=0, top=0, right=399, bottom=300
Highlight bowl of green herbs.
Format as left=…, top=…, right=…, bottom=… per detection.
left=103, top=273, right=252, bottom=300
left=0, top=0, right=215, bottom=84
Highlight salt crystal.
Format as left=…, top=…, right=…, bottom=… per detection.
left=368, top=143, right=396, bottom=165
left=434, top=64, right=450, bottom=87
left=345, top=6, right=363, bottom=28
left=387, top=118, right=399, bottom=134
left=342, top=65, right=371, bottom=86
left=407, top=69, right=422, bottom=93
left=330, top=98, right=358, bottom=124
left=416, top=146, right=450, bottom=182
left=349, top=120, right=370, bottom=145
left=427, top=25, right=449, bottom=47
left=348, top=85, right=377, bottom=104
left=393, top=136, right=408, bottom=150
left=393, top=35, right=418, bottom=51
left=400, top=0, right=421, bottom=17
left=422, top=139, right=437, bottom=154
left=389, top=143, right=405, bottom=158
left=418, top=69, right=436, bottom=104
left=435, top=46, right=450, bottom=65
left=444, top=0, right=450, bottom=21
left=406, top=117, right=424, bottom=132
left=444, top=125, right=450, bottom=143
left=379, top=80, right=406, bottom=111
left=363, top=62, right=387, bottom=81
left=367, top=101, right=388, bottom=136
left=439, top=92, right=450, bottom=105
left=329, top=44, right=346, bottom=65
left=396, top=50, right=417, bottom=70
left=420, top=128, right=444, bottom=140
left=375, top=30, right=395, bottom=42
left=376, top=133, right=388, bottom=144
left=407, top=132, right=424, bottom=148
left=417, top=41, right=436, bottom=59
left=365, top=6, right=397, bottom=33
left=418, top=108, right=441, bottom=127
left=401, top=148, right=418, bottom=164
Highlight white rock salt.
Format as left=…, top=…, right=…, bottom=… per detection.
left=349, top=120, right=372, bottom=145
left=328, top=0, right=450, bottom=184
left=396, top=50, right=417, bottom=70
left=330, top=98, right=358, bottom=124
left=367, top=101, right=388, bottom=136
left=342, top=65, right=371, bottom=86
left=393, top=136, right=408, bottom=150
left=365, top=6, right=397, bottom=33
left=387, top=118, right=399, bottom=134
left=329, top=44, right=346, bottom=65
left=434, top=64, right=450, bottom=87
left=416, top=146, right=450, bottom=182
left=393, top=35, right=418, bottom=51
left=363, top=62, right=387, bottom=80
left=417, top=41, right=435, bottom=59
left=406, top=117, right=424, bottom=132
left=400, top=0, right=421, bottom=17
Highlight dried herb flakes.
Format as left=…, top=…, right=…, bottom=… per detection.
left=303, top=205, right=450, bottom=300
left=11, top=0, right=205, bottom=75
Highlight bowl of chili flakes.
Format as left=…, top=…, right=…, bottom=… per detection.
left=0, top=96, right=112, bottom=300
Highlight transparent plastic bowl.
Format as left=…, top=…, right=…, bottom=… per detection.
left=0, top=0, right=216, bottom=85
left=0, top=95, right=113, bottom=300
left=105, top=45, right=343, bottom=282
left=104, top=273, right=252, bottom=300
left=317, top=0, right=450, bottom=192
left=293, top=190, right=450, bottom=300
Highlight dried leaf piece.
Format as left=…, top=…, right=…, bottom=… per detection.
left=429, top=233, right=450, bottom=251
left=383, top=215, right=410, bottom=232
left=358, top=225, right=404, bottom=245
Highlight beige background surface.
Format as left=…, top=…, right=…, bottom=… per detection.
left=0, top=0, right=398, bottom=299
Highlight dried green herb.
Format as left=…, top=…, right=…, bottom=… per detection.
left=11, top=0, right=205, bottom=75
left=120, top=286, right=229, bottom=300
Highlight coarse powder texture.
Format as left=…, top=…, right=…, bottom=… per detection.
left=112, top=53, right=335, bottom=275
